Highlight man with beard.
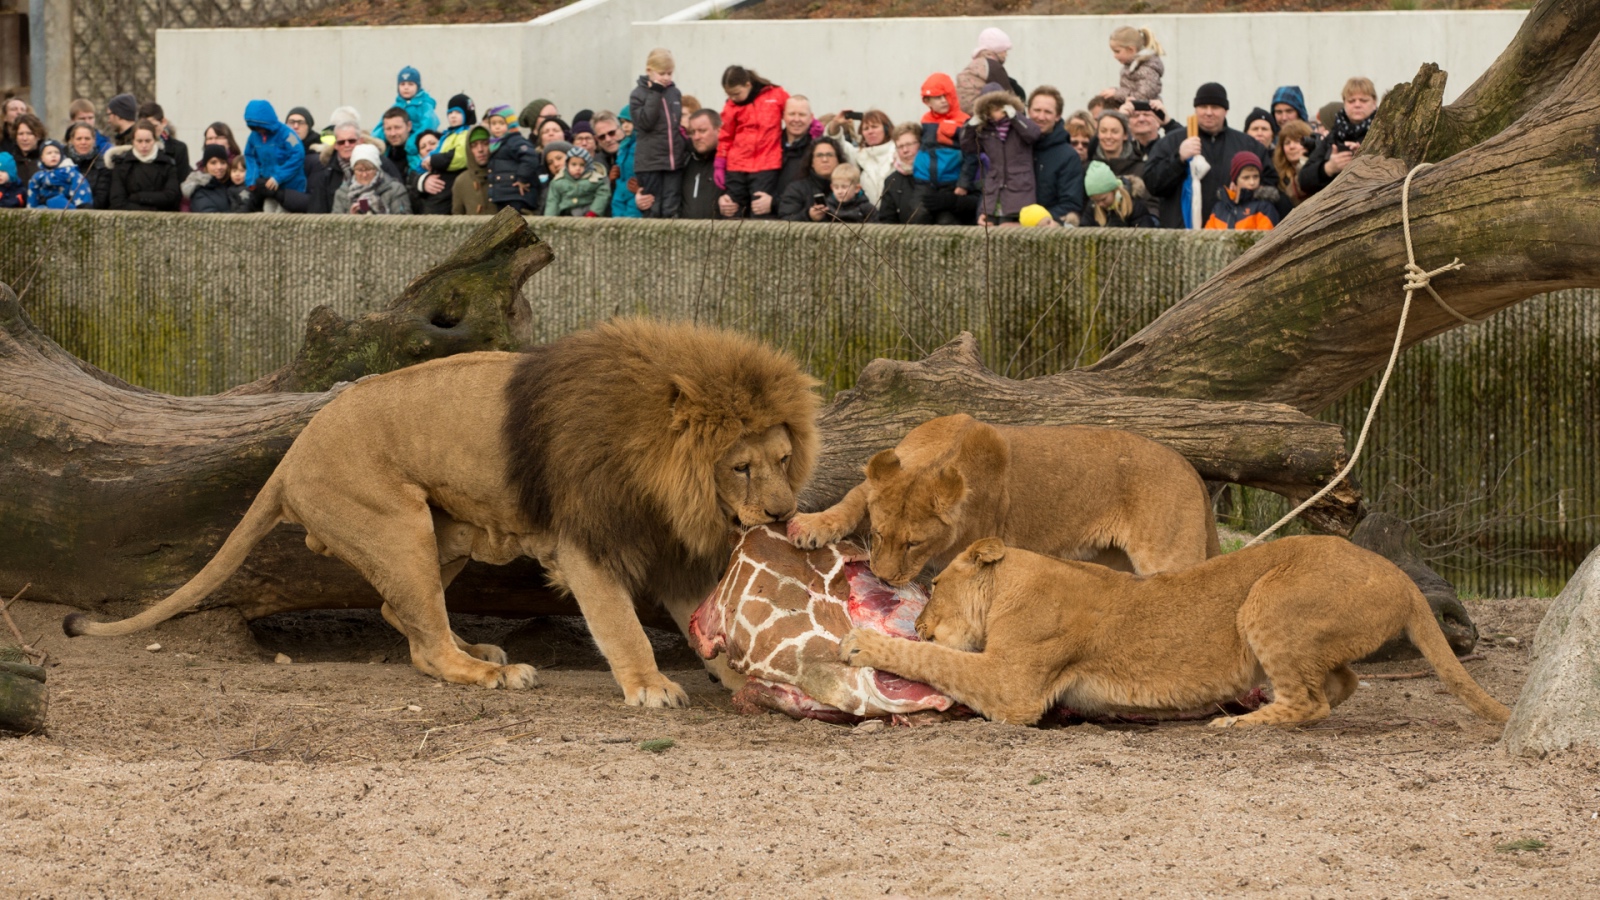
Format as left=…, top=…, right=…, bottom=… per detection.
left=1026, top=85, right=1083, bottom=226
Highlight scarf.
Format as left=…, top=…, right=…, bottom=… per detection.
left=132, top=143, right=158, bottom=163
left=347, top=172, right=392, bottom=214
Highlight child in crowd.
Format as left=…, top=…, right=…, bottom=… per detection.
left=715, top=64, right=790, bottom=218
left=483, top=104, right=539, bottom=213
left=373, top=66, right=438, bottom=139
left=629, top=47, right=689, bottom=219
left=912, top=72, right=975, bottom=225
left=823, top=162, right=875, bottom=222
left=182, top=144, right=234, bottom=213
left=1204, top=151, right=1280, bottom=231
left=452, top=125, right=495, bottom=216
left=24, top=140, right=94, bottom=209
left=1101, top=26, right=1164, bottom=104
left=962, top=85, right=1040, bottom=226
left=0, top=152, right=27, bottom=207
left=544, top=145, right=612, bottom=217
left=1080, top=160, right=1156, bottom=228
left=226, top=154, right=252, bottom=212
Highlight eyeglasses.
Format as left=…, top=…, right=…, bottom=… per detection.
left=1069, top=139, right=1092, bottom=147
left=336, top=138, right=359, bottom=146
left=595, top=130, right=619, bottom=140
left=287, top=118, right=306, bottom=125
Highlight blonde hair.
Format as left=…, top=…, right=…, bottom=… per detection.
left=646, top=47, right=674, bottom=73
left=892, top=122, right=921, bottom=143
left=1092, top=185, right=1134, bottom=226
left=1342, top=77, right=1377, bottom=101
left=1110, top=26, right=1163, bottom=56
left=831, top=163, right=861, bottom=184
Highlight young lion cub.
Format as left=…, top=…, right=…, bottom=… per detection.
left=788, top=414, right=1218, bottom=584
left=839, top=536, right=1512, bottom=728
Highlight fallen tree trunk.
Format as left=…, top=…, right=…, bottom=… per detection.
left=0, top=658, right=47, bottom=735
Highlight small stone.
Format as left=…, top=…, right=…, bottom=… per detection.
left=406, top=704, right=422, bottom=712
left=853, top=719, right=885, bottom=734
left=1502, top=636, right=1522, bottom=648
left=274, top=653, right=292, bottom=665
left=145, top=643, right=161, bottom=652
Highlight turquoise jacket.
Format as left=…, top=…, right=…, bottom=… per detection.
left=372, top=89, right=440, bottom=139
left=610, top=134, right=640, bottom=219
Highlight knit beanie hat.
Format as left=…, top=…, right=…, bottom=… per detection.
left=1083, top=160, right=1120, bottom=197
left=328, top=106, right=361, bottom=130
left=447, top=93, right=476, bottom=126
left=351, top=143, right=382, bottom=169
left=566, top=145, right=592, bottom=165
left=519, top=98, right=555, bottom=131
left=1192, top=82, right=1229, bottom=110
left=39, top=139, right=65, bottom=167
left=484, top=104, right=516, bottom=123
left=974, top=27, right=1012, bottom=58
left=1229, top=150, right=1263, bottom=184
left=573, top=109, right=594, bottom=126
left=542, top=140, right=574, bottom=167
left=200, top=143, right=230, bottom=165
left=108, top=93, right=138, bottom=121
left=1243, top=107, right=1274, bottom=137
left=616, top=106, right=631, bottom=123
left=287, top=106, right=314, bottom=129
left=398, top=66, right=422, bottom=88
left=571, top=120, right=593, bottom=136
left=0, top=152, right=16, bottom=182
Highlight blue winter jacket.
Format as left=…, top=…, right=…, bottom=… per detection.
left=243, top=100, right=307, bottom=192
left=371, top=89, right=440, bottom=140
left=28, top=165, right=95, bottom=209
left=610, top=134, right=641, bottom=219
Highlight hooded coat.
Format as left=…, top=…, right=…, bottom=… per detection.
left=1032, top=119, right=1085, bottom=222
left=629, top=75, right=689, bottom=174
left=27, top=159, right=95, bottom=209
left=957, top=53, right=1012, bottom=117
left=717, top=82, right=790, bottom=173
left=1118, top=49, right=1164, bottom=103
left=0, top=152, right=23, bottom=208
left=371, top=89, right=439, bottom=139
left=106, top=144, right=182, bottom=211
left=961, top=89, right=1040, bottom=218
left=182, top=169, right=234, bottom=214
left=1271, top=86, right=1310, bottom=125
left=451, top=126, right=496, bottom=216
left=543, top=157, right=612, bottom=217
left=243, top=100, right=307, bottom=193
left=486, top=129, right=540, bottom=211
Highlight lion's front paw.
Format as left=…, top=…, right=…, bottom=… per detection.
left=464, top=642, right=509, bottom=665
left=623, top=673, right=690, bottom=709
left=839, top=629, right=873, bottom=667
left=787, top=512, right=848, bottom=549
left=1208, top=714, right=1244, bottom=730
left=482, top=663, right=539, bottom=690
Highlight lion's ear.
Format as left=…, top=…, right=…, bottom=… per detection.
left=931, top=465, right=966, bottom=513
left=967, top=538, right=1006, bottom=565
left=865, top=449, right=901, bottom=482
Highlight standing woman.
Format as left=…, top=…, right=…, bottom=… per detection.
left=1, top=97, right=34, bottom=156
left=1092, top=110, right=1143, bottom=182
left=8, top=114, right=45, bottom=183
left=107, top=119, right=182, bottom=211
left=826, top=109, right=895, bottom=205
left=716, top=65, right=789, bottom=218
left=203, top=122, right=243, bottom=162
left=1273, top=120, right=1314, bottom=206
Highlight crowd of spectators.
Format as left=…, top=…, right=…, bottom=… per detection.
left=0, top=24, right=1379, bottom=231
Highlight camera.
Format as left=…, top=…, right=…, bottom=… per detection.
left=1299, top=135, right=1319, bottom=154
left=844, top=111, right=864, bottom=121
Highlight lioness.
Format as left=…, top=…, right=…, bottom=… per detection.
left=65, top=319, right=819, bottom=708
left=788, top=414, right=1218, bottom=584
left=839, top=536, right=1511, bottom=727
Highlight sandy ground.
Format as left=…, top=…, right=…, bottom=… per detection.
left=3, top=595, right=1597, bottom=898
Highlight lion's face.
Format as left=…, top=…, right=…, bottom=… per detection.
left=715, top=424, right=799, bottom=529
left=864, top=452, right=966, bottom=587
left=914, top=538, right=1004, bottom=651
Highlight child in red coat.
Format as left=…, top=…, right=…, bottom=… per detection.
left=716, top=65, right=790, bottom=219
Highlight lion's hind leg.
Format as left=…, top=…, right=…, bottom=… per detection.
left=1324, top=664, right=1359, bottom=710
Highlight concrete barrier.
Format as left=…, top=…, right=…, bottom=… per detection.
left=155, top=9, right=1526, bottom=153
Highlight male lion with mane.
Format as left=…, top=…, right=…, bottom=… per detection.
left=840, top=536, right=1511, bottom=728
left=65, top=319, right=820, bottom=708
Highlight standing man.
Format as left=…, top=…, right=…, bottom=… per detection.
left=1025, top=85, right=1083, bottom=226
left=1141, top=82, right=1276, bottom=229
left=682, top=109, right=728, bottom=219
left=380, top=107, right=421, bottom=177
left=775, top=94, right=817, bottom=201
left=105, top=93, right=139, bottom=146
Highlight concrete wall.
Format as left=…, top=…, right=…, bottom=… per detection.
left=155, top=9, right=1525, bottom=153
left=154, top=0, right=689, bottom=151
left=635, top=12, right=1525, bottom=129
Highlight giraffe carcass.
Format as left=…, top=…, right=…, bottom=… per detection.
left=689, top=525, right=957, bottom=722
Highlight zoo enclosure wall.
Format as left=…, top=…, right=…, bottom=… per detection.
left=0, top=210, right=1592, bottom=597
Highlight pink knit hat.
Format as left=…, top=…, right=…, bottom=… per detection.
left=973, top=27, right=1012, bottom=58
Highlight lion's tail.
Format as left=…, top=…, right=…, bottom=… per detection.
left=63, top=475, right=286, bottom=638
left=1404, top=587, right=1511, bottom=724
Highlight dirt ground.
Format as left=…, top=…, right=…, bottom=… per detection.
left=4, top=595, right=1597, bottom=898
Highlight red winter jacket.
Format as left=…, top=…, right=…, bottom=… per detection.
left=919, top=73, right=966, bottom=147
left=717, top=83, right=790, bottom=173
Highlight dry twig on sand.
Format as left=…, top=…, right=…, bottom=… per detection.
left=1365, top=654, right=1485, bottom=680
left=1, top=583, right=47, bottom=665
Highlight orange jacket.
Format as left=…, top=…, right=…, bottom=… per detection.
left=717, top=83, right=790, bottom=173
left=1203, top=189, right=1280, bottom=231
left=919, top=73, right=966, bottom=147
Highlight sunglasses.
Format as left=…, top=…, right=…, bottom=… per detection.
left=1070, top=139, right=1092, bottom=147
left=336, top=138, right=360, bottom=146
left=595, top=129, right=619, bottom=140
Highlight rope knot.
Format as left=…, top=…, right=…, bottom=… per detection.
left=1403, top=259, right=1466, bottom=294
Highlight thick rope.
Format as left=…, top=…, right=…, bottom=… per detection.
left=1244, top=162, right=1481, bottom=548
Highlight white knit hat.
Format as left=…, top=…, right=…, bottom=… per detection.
left=974, top=27, right=1012, bottom=58
left=350, top=143, right=381, bottom=170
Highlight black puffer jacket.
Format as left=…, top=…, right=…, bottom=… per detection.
left=1142, top=122, right=1276, bottom=229
left=875, top=169, right=921, bottom=224
left=778, top=171, right=831, bottom=222
left=106, top=146, right=181, bottom=211
left=486, top=132, right=539, bottom=209
left=1031, top=120, right=1084, bottom=222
